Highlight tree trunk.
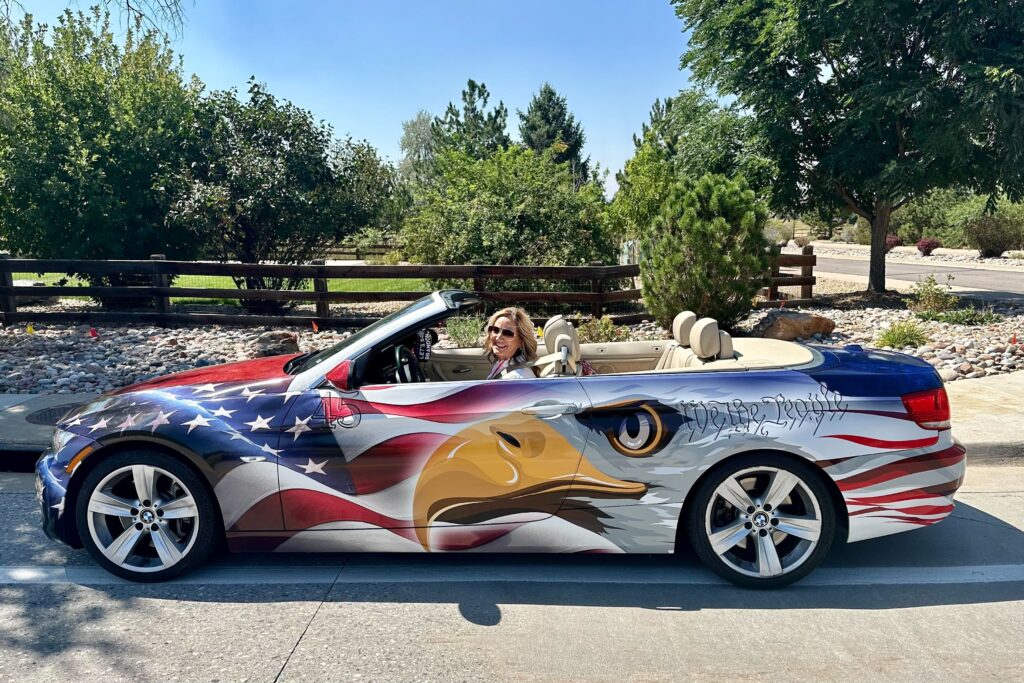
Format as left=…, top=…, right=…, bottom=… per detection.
left=868, top=201, right=892, bottom=293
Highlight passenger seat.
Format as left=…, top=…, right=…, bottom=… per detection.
left=654, top=311, right=697, bottom=370
left=681, top=318, right=736, bottom=368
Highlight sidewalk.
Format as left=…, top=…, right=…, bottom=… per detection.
left=814, top=269, right=1024, bottom=304
left=0, top=374, right=1020, bottom=465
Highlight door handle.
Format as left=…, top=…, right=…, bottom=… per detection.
left=453, top=367, right=472, bottom=374
left=521, top=403, right=580, bottom=417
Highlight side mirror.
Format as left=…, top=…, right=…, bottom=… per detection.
left=324, top=360, right=353, bottom=391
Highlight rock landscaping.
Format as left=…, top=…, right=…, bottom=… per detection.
left=1, top=278, right=1022, bottom=394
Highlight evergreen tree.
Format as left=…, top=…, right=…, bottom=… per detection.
left=518, top=83, right=590, bottom=180
left=641, top=174, right=770, bottom=328
left=432, top=79, right=510, bottom=160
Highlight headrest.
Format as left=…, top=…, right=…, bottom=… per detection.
left=672, top=311, right=697, bottom=345
left=542, top=315, right=580, bottom=366
left=690, top=318, right=721, bottom=359
left=718, top=330, right=734, bottom=359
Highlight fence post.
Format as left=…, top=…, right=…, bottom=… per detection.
left=590, top=261, right=604, bottom=319
left=768, top=245, right=780, bottom=302
left=0, top=252, right=14, bottom=318
left=311, top=259, right=330, bottom=319
left=470, top=259, right=485, bottom=294
left=150, top=254, right=170, bottom=317
left=801, top=244, right=814, bottom=301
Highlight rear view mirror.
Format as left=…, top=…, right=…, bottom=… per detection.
left=324, top=360, right=353, bottom=391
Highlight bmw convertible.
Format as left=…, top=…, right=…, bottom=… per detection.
left=36, top=290, right=966, bottom=587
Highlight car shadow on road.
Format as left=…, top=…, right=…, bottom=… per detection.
left=0, top=498, right=1020, bottom=665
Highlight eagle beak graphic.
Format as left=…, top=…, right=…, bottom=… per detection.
left=412, top=413, right=646, bottom=548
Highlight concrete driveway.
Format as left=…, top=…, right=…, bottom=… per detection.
left=1, top=464, right=1021, bottom=682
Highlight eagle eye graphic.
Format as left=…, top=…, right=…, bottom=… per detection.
left=579, top=400, right=682, bottom=458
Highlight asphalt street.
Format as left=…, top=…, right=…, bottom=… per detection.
left=0, top=465, right=1022, bottom=682
left=815, top=257, right=1024, bottom=299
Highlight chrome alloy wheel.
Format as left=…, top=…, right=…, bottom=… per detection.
left=704, top=466, right=823, bottom=579
left=86, top=464, right=200, bottom=573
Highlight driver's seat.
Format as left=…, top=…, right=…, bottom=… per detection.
left=536, top=315, right=581, bottom=377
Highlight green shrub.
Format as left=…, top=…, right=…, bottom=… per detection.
left=577, top=316, right=630, bottom=344
left=853, top=218, right=872, bottom=245
left=966, top=213, right=1024, bottom=257
left=889, top=188, right=974, bottom=246
left=402, top=147, right=613, bottom=273
left=946, top=194, right=1024, bottom=254
left=444, top=316, right=485, bottom=347
left=763, top=218, right=794, bottom=245
left=915, top=308, right=1003, bottom=326
left=640, top=174, right=770, bottom=329
left=876, top=320, right=929, bottom=349
left=907, top=275, right=958, bottom=313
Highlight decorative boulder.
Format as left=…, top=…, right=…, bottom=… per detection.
left=252, top=330, right=300, bottom=357
left=12, top=280, right=58, bottom=306
left=750, top=310, right=835, bottom=341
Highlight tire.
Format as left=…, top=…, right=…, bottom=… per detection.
left=686, top=453, right=836, bottom=589
left=75, top=450, right=220, bottom=582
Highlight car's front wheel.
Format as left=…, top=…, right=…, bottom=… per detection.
left=686, top=453, right=836, bottom=588
left=75, top=451, right=219, bottom=582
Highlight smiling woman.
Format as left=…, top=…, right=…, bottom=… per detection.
left=483, top=307, right=538, bottom=379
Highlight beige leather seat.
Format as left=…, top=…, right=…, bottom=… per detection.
left=536, top=315, right=581, bottom=377
left=660, top=317, right=737, bottom=369
left=654, top=311, right=697, bottom=370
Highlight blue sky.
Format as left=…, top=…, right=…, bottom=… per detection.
left=24, top=1, right=693, bottom=194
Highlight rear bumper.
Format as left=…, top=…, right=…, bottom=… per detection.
left=823, top=441, right=966, bottom=543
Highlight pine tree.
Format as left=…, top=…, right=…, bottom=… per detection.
left=641, top=174, right=770, bottom=328
left=518, top=83, right=589, bottom=180
left=431, top=79, right=510, bottom=160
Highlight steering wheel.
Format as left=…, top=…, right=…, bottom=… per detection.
left=394, top=345, right=426, bottom=383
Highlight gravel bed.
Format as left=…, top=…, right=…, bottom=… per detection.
left=2, top=279, right=1022, bottom=394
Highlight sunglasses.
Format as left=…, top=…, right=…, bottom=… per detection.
left=487, top=325, right=517, bottom=339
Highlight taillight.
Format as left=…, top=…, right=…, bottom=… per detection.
left=901, top=387, right=951, bottom=430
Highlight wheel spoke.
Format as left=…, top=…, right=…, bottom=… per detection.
left=132, top=465, right=156, bottom=504
left=708, top=520, right=750, bottom=556
left=762, top=470, right=799, bottom=510
left=88, top=491, right=135, bottom=518
left=150, top=525, right=183, bottom=566
left=774, top=514, right=822, bottom=543
left=717, top=476, right=755, bottom=511
left=159, top=495, right=198, bottom=520
left=104, top=525, right=144, bottom=566
left=755, top=532, right=784, bottom=577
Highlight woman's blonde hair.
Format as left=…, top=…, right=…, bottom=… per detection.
left=483, top=307, right=538, bottom=364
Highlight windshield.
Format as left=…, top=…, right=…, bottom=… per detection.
left=290, top=296, right=435, bottom=374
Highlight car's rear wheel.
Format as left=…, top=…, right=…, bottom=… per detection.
left=686, top=453, right=835, bottom=588
left=75, top=451, right=219, bottom=582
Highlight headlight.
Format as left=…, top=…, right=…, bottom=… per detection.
left=51, top=429, right=78, bottom=455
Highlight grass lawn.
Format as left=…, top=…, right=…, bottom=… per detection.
left=11, top=271, right=432, bottom=304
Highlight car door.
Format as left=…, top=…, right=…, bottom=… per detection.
left=276, top=376, right=599, bottom=549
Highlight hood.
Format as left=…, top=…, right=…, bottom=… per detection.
left=112, top=354, right=301, bottom=395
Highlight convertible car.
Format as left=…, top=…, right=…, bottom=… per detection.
left=36, top=290, right=965, bottom=587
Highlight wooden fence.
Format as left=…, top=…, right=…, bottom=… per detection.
left=0, top=246, right=815, bottom=328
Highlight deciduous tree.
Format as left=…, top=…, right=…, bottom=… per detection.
left=673, top=0, right=1024, bottom=291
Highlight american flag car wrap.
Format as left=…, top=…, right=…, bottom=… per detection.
left=37, top=341, right=965, bottom=556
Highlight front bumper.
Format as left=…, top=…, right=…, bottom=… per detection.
left=35, top=447, right=86, bottom=548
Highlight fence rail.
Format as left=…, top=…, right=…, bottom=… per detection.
left=0, top=246, right=815, bottom=328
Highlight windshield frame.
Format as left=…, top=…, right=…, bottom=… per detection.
left=287, top=291, right=475, bottom=391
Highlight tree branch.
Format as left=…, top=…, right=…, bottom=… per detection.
left=833, top=182, right=872, bottom=220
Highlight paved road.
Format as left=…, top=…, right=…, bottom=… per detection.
left=815, top=257, right=1024, bottom=298
left=1, top=465, right=1022, bottom=682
